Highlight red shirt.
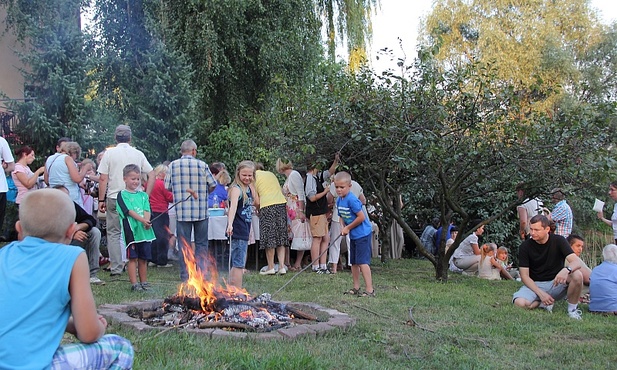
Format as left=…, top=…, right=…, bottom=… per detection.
left=149, top=179, right=173, bottom=213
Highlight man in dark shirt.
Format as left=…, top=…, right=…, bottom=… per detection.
left=512, top=215, right=583, bottom=319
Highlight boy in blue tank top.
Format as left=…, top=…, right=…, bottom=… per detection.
left=334, top=172, right=375, bottom=297
left=0, top=189, right=133, bottom=369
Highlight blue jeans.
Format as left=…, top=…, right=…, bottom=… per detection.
left=176, top=219, right=209, bottom=281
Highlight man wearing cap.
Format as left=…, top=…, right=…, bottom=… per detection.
left=97, top=125, right=155, bottom=276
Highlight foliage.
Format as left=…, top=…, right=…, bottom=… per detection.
left=158, top=0, right=323, bottom=128
left=315, top=0, right=379, bottom=65
left=419, top=0, right=607, bottom=112
left=0, top=0, right=90, bottom=156
left=89, top=0, right=198, bottom=163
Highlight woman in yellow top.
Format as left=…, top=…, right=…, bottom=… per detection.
left=255, top=163, right=289, bottom=275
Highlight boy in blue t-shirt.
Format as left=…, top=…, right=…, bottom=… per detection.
left=0, top=189, right=133, bottom=369
left=117, top=164, right=156, bottom=291
left=334, top=172, right=375, bottom=297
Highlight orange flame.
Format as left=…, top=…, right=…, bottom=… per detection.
left=176, top=236, right=250, bottom=312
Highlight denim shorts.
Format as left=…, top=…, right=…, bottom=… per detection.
left=126, top=241, right=152, bottom=260
left=230, top=238, right=248, bottom=268
left=350, top=234, right=372, bottom=265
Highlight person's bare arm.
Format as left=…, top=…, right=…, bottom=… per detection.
left=517, top=206, right=527, bottom=240
left=597, top=211, right=613, bottom=227
left=342, top=209, right=365, bottom=236
left=14, top=166, right=45, bottom=189
left=3, top=161, right=15, bottom=174
left=145, top=170, right=156, bottom=195
left=66, top=156, right=91, bottom=183
left=249, top=183, right=259, bottom=207
left=358, top=193, right=367, bottom=205
left=520, top=267, right=554, bottom=306
left=68, top=253, right=106, bottom=343
left=98, top=174, right=108, bottom=212
left=328, top=153, right=340, bottom=175
left=491, top=257, right=514, bottom=280
left=472, top=242, right=481, bottom=255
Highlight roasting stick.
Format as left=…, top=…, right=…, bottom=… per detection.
left=150, top=189, right=197, bottom=223
left=271, top=234, right=342, bottom=298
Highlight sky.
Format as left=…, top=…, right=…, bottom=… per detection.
left=369, top=0, right=617, bottom=73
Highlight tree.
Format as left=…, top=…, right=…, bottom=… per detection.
left=316, top=0, right=380, bottom=67
left=0, top=0, right=89, bottom=155
left=158, top=0, right=323, bottom=129
left=258, top=48, right=611, bottom=280
left=89, top=0, right=199, bottom=162
left=419, top=0, right=606, bottom=113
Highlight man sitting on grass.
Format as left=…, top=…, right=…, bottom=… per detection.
left=0, top=189, right=133, bottom=369
left=512, top=215, right=584, bottom=319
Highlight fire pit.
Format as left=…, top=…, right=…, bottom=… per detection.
left=99, top=241, right=354, bottom=339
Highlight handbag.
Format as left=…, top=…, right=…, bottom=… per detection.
left=290, top=219, right=312, bottom=250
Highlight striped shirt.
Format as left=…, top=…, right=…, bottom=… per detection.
left=165, top=155, right=216, bottom=222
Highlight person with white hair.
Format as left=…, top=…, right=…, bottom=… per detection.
left=589, top=244, right=617, bottom=313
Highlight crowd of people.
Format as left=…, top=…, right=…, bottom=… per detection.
left=0, top=125, right=380, bottom=369
left=4, top=124, right=617, bottom=368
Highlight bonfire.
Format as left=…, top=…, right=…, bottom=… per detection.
left=129, top=240, right=317, bottom=332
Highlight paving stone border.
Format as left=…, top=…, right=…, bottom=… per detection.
left=99, top=299, right=355, bottom=340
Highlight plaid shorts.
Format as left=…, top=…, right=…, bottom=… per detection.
left=51, top=334, right=134, bottom=370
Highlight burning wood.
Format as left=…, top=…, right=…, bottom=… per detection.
left=129, top=239, right=317, bottom=332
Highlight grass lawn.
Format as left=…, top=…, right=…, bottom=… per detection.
left=92, top=258, right=614, bottom=369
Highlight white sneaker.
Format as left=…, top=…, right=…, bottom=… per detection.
left=568, top=309, right=583, bottom=320
left=259, top=268, right=276, bottom=275
left=277, top=267, right=287, bottom=275
left=148, top=262, right=157, bottom=267
left=539, top=303, right=553, bottom=313
left=90, top=277, right=106, bottom=285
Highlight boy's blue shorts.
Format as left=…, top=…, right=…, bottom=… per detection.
left=230, top=238, right=248, bottom=268
left=349, top=234, right=372, bottom=265
left=126, top=241, right=152, bottom=260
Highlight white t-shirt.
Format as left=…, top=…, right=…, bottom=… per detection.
left=0, top=137, right=15, bottom=193
left=452, top=233, right=479, bottom=259
left=97, top=143, right=153, bottom=199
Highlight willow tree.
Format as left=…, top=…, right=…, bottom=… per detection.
left=158, top=0, right=323, bottom=129
left=316, top=0, right=380, bottom=68
left=419, top=0, right=606, bottom=113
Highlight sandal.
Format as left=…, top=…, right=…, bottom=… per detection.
left=358, top=290, right=376, bottom=297
left=344, top=288, right=360, bottom=295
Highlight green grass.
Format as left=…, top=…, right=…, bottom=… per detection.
left=92, top=259, right=616, bottom=369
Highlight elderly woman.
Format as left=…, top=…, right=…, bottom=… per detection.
left=589, top=244, right=617, bottom=314
left=276, top=158, right=310, bottom=272
left=46, top=141, right=93, bottom=207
